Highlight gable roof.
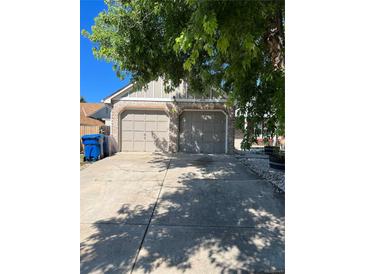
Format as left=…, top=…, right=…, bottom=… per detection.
left=102, top=83, right=134, bottom=103
left=89, top=104, right=111, bottom=119
left=80, top=103, right=105, bottom=126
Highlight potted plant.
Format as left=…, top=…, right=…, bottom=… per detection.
left=269, top=150, right=285, bottom=170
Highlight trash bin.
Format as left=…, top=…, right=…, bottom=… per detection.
left=81, top=134, right=104, bottom=161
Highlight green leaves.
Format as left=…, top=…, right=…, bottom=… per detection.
left=203, top=14, right=217, bottom=36
left=243, top=34, right=256, bottom=52
left=217, top=36, right=229, bottom=54
left=203, top=43, right=214, bottom=56
left=174, top=31, right=191, bottom=53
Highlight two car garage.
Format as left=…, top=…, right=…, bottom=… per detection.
left=119, top=109, right=227, bottom=154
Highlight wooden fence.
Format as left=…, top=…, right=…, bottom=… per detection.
left=80, top=125, right=110, bottom=137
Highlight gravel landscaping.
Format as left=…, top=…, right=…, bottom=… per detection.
left=235, top=149, right=285, bottom=192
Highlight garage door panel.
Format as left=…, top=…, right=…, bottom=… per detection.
left=133, top=142, right=145, bottom=152
left=202, top=114, right=213, bottom=122
left=133, top=132, right=145, bottom=142
left=122, top=131, right=133, bottom=141
left=203, top=134, right=214, bottom=143
left=145, top=142, right=155, bottom=152
left=145, top=114, right=157, bottom=121
left=180, top=123, right=187, bottom=132
left=157, top=114, right=168, bottom=122
left=201, top=143, right=212, bottom=153
left=202, top=123, right=214, bottom=132
left=214, top=121, right=225, bottom=128
left=193, top=142, right=202, bottom=152
left=133, top=113, right=145, bottom=121
left=122, top=142, right=134, bottom=152
left=180, top=116, right=188, bottom=124
left=157, top=133, right=168, bottom=141
left=134, top=121, right=145, bottom=131
left=122, top=120, right=133, bottom=130
left=179, top=132, right=190, bottom=139
left=157, top=122, right=169, bottom=131
left=145, top=121, right=157, bottom=131
left=195, top=122, right=204, bottom=131
left=192, top=115, right=202, bottom=122
left=212, top=134, right=223, bottom=142
left=192, top=128, right=203, bottom=136
left=146, top=131, right=166, bottom=142
left=146, top=142, right=165, bottom=152
left=214, top=144, right=225, bottom=154
left=145, top=132, right=154, bottom=142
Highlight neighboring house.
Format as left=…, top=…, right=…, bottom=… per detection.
left=88, top=104, right=112, bottom=126
left=80, top=103, right=110, bottom=126
left=102, top=78, right=235, bottom=154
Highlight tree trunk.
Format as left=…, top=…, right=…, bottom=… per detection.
left=266, top=4, right=284, bottom=71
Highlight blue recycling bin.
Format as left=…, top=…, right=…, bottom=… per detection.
left=81, top=134, right=104, bottom=161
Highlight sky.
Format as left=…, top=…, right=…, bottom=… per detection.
left=80, top=0, right=131, bottom=103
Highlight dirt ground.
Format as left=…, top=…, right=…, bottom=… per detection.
left=80, top=154, right=93, bottom=170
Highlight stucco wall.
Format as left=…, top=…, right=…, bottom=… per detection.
left=110, top=100, right=235, bottom=154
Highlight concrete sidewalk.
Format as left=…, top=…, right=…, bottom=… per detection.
left=80, top=153, right=284, bottom=273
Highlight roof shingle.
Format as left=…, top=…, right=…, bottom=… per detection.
left=80, top=103, right=105, bottom=126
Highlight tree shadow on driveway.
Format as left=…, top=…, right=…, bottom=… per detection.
left=80, top=153, right=284, bottom=273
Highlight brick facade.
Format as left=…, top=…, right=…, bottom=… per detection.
left=110, top=100, right=235, bottom=154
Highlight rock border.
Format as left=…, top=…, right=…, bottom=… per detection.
left=235, top=150, right=285, bottom=193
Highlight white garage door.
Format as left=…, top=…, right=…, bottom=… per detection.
left=120, top=110, right=169, bottom=152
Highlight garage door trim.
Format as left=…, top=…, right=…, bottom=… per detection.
left=179, top=109, right=228, bottom=153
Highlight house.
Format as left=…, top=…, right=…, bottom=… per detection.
left=80, top=103, right=111, bottom=126
left=102, top=78, right=235, bottom=154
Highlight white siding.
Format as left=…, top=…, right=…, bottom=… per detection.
left=103, top=118, right=111, bottom=126
left=112, top=77, right=225, bottom=102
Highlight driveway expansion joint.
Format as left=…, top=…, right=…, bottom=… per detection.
left=130, top=157, right=171, bottom=274
left=149, top=223, right=258, bottom=229
left=80, top=222, right=149, bottom=226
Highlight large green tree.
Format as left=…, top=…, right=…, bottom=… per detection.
left=83, top=0, right=284, bottom=148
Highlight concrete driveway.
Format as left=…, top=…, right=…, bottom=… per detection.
left=80, top=153, right=284, bottom=274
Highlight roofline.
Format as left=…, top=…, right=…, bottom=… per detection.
left=102, top=83, right=134, bottom=103
left=81, top=105, right=87, bottom=116
left=88, top=104, right=111, bottom=118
